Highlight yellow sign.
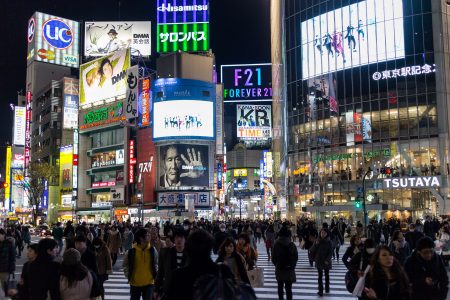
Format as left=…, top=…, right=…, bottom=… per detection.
left=233, top=169, right=248, bottom=177
left=5, top=146, right=11, bottom=207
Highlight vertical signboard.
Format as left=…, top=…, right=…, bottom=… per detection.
left=13, top=107, right=26, bottom=146
left=156, top=0, right=209, bottom=53
left=125, top=65, right=139, bottom=120
left=217, top=162, right=222, bottom=190
left=72, top=130, right=78, bottom=203
left=140, top=78, right=151, bottom=127
left=137, top=128, right=156, bottom=203
left=236, top=104, right=272, bottom=141
left=59, top=146, right=73, bottom=190
left=129, top=140, right=136, bottom=183
left=63, top=78, right=79, bottom=129
left=25, top=92, right=32, bottom=173
left=346, top=111, right=372, bottom=146
left=5, top=146, right=12, bottom=211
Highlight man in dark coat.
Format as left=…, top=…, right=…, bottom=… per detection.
left=404, top=237, right=449, bottom=300
left=0, top=228, right=15, bottom=289
left=22, top=238, right=61, bottom=300
left=404, top=223, right=424, bottom=251
left=74, top=234, right=98, bottom=275
left=155, top=229, right=188, bottom=297
left=272, top=226, right=298, bottom=300
left=213, top=223, right=231, bottom=254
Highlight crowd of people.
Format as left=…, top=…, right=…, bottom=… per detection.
left=0, top=216, right=447, bottom=300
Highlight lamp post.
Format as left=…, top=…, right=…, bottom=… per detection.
left=362, top=167, right=372, bottom=232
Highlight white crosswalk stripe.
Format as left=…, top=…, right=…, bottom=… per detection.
left=104, top=242, right=356, bottom=300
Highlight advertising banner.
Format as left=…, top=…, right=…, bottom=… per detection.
left=27, top=12, right=80, bottom=67
left=236, top=104, right=272, bottom=140
left=80, top=101, right=124, bottom=131
left=158, top=144, right=209, bottom=189
left=346, top=112, right=372, bottom=146
left=157, top=23, right=209, bottom=53
left=84, top=21, right=151, bottom=57
left=383, top=176, right=441, bottom=189
left=13, top=107, right=26, bottom=146
left=91, top=150, right=124, bottom=168
left=59, top=146, right=73, bottom=190
left=152, top=78, right=215, bottom=141
left=301, top=0, right=405, bottom=79
left=125, top=65, right=139, bottom=120
left=157, top=191, right=210, bottom=208
left=5, top=147, right=11, bottom=210
left=79, top=48, right=131, bottom=108
left=221, top=64, right=272, bottom=102
left=305, top=73, right=338, bottom=121
left=137, top=128, right=156, bottom=203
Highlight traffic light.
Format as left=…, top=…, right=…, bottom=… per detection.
left=380, top=167, right=392, bottom=175
left=355, top=198, right=362, bottom=209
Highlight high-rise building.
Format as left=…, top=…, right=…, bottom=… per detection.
left=283, top=0, right=450, bottom=221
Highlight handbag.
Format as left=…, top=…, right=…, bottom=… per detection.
left=352, top=265, right=371, bottom=297
left=247, top=267, right=264, bottom=288
left=5, top=273, right=18, bottom=297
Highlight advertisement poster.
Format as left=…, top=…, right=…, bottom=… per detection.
left=27, top=12, right=79, bottom=67
left=139, top=78, right=151, bottom=127
left=91, top=150, right=124, bottom=168
left=157, top=191, right=210, bottom=208
left=63, top=78, right=79, bottom=129
left=85, top=21, right=151, bottom=57
left=158, top=144, right=209, bottom=189
left=137, top=128, right=156, bottom=203
left=236, top=104, right=272, bottom=140
left=306, top=73, right=338, bottom=121
left=346, top=112, right=372, bottom=146
left=301, top=0, right=404, bottom=79
left=59, top=146, right=73, bottom=190
left=125, top=65, right=139, bottom=120
left=221, top=64, right=272, bottom=102
left=79, top=48, right=131, bottom=108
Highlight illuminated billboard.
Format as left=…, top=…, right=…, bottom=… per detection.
left=63, top=78, right=79, bottom=129
left=91, top=150, right=124, bottom=168
left=79, top=48, right=131, bottom=108
left=158, top=144, right=209, bottom=189
left=152, top=78, right=215, bottom=141
left=156, top=0, right=209, bottom=53
left=236, top=104, right=272, bottom=140
left=13, top=107, right=26, bottom=146
left=221, top=64, right=272, bottom=103
left=139, top=78, right=151, bottom=127
left=27, top=12, right=80, bottom=67
left=85, top=21, right=151, bottom=57
left=301, top=0, right=405, bottom=79
left=59, top=146, right=73, bottom=190
left=345, top=112, right=372, bottom=146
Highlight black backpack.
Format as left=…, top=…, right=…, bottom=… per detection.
left=193, top=263, right=256, bottom=300
left=276, top=242, right=297, bottom=270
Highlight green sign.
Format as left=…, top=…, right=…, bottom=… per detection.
left=157, top=23, right=209, bottom=53
left=82, top=102, right=123, bottom=129
left=313, top=148, right=391, bottom=164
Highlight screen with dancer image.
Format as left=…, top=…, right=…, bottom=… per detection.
left=301, top=0, right=405, bottom=79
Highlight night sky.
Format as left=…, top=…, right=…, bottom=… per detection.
left=0, top=0, right=271, bottom=149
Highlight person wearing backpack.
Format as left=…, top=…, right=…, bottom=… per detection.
left=272, top=226, right=298, bottom=300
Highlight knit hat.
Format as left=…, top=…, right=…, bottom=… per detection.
left=63, top=248, right=81, bottom=266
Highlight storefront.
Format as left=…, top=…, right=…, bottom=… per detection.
left=113, top=208, right=129, bottom=222
left=77, top=208, right=111, bottom=223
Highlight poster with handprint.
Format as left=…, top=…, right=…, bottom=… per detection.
left=158, top=144, right=209, bottom=189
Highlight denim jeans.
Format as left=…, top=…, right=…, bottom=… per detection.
left=130, top=284, right=153, bottom=300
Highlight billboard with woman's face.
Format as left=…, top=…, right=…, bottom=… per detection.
left=79, top=48, right=130, bottom=108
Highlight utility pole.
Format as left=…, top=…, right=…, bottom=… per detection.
left=362, top=167, right=372, bottom=233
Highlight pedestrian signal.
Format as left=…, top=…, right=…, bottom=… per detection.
left=380, top=167, right=392, bottom=175
left=355, top=198, right=362, bottom=209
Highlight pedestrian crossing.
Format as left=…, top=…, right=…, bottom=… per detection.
left=104, top=242, right=356, bottom=300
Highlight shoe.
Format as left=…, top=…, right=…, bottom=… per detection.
left=325, top=288, right=330, bottom=293
left=317, top=291, right=323, bottom=297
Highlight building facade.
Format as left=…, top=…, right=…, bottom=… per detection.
left=284, top=0, right=450, bottom=221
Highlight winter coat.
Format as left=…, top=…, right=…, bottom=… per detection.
left=342, top=245, right=360, bottom=269
left=362, top=271, right=410, bottom=300
left=348, top=250, right=373, bottom=274
left=123, top=243, right=158, bottom=285
left=272, top=236, right=298, bottom=282
left=389, top=240, right=410, bottom=265
left=216, top=252, right=250, bottom=284
left=22, top=254, right=61, bottom=300
left=59, top=271, right=93, bottom=300
left=0, top=239, right=15, bottom=273
left=94, top=245, right=112, bottom=276
left=106, top=230, right=122, bottom=254
left=310, top=238, right=332, bottom=270
left=81, top=249, right=99, bottom=275
left=121, top=231, right=134, bottom=252
left=155, top=247, right=188, bottom=294
left=404, top=251, right=449, bottom=300
left=265, top=230, right=276, bottom=248
left=237, top=244, right=258, bottom=270
left=404, top=230, right=424, bottom=250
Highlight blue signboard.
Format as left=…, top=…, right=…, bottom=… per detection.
left=157, top=0, right=209, bottom=24
left=217, top=162, right=222, bottom=189
left=40, top=179, right=49, bottom=209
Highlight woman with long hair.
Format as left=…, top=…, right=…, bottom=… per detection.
left=362, top=245, right=411, bottom=300
left=389, top=230, right=411, bottom=265
left=342, top=235, right=362, bottom=269
left=237, top=232, right=258, bottom=271
left=264, top=224, right=276, bottom=261
left=59, top=248, right=101, bottom=300
left=216, top=237, right=250, bottom=284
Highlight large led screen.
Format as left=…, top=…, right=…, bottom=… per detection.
left=301, top=0, right=405, bottom=79
left=158, top=144, right=209, bottom=189
left=85, top=21, right=151, bottom=57
left=79, top=48, right=130, bottom=108
left=153, top=100, right=214, bottom=140
left=236, top=104, right=272, bottom=140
